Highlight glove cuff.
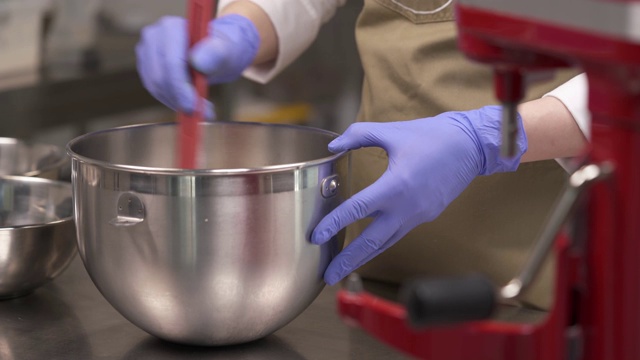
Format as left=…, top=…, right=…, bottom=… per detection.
left=467, top=105, right=528, bottom=176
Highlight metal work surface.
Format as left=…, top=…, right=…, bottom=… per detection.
left=0, top=257, right=409, bottom=359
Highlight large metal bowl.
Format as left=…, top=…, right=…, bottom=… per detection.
left=0, top=138, right=70, bottom=180
left=67, top=121, right=350, bottom=346
left=0, top=176, right=77, bottom=299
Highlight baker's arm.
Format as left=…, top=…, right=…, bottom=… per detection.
left=519, top=74, right=590, bottom=163
left=219, top=0, right=347, bottom=83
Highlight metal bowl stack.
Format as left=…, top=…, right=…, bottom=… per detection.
left=0, top=138, right=76, bottom=299
left=0, top=137, right=70, bottom=181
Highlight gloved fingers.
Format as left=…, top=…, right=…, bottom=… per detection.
left=136, top=26, right=174, bottom=109
left=338, top=215, right=420, bottom=278
left=136, top=34, right=215, bottom=120
left=203, top=100, right=216, bottom=121
left=323, top=217, right=400, bottom=285
left=159, top=17, right=199, bottom=115
left=182, top=95, right=217, bottom=121
left=189, top=14, right=260, bottom=84
left=190, top=37, right=228, bottom=79
left=352, top=227, right=410, bottom=272
left=328, top=122, right=389, bottom=153
left=311, top=174, right=394, bottom=245
left=171, top=90, right=218, bottom=120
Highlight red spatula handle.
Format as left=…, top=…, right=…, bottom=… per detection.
left=178, top=0, right=215, bottom=169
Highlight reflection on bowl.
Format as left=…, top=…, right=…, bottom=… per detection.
left=0, top=138, right=70, bottom=181
left=0, top=176, right=77, bottom=299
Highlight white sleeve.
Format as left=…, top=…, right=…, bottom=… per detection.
left=543, top=73, right=591, bottom=140
left=543, top=73, right=590, bottom=171
left=219, top=0, right=347, bottom=84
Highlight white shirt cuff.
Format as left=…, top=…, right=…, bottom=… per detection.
left=543, top=73, right=591, bottom=140
left=543, top=73, right=590, bottom=171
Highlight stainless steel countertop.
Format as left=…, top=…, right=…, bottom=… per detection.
left=0, top=256, right=410, bottom=360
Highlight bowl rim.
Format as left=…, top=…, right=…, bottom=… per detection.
left=66, top=121, right=349, bottom=175
left=0, top=137, right=68, bottom=178
left=0, top=175, right=74, bottom=230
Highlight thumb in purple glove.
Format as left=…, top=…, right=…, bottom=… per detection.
left=190, top=15, right=260, bottom=84
left=311, top=106, right=527, bottom=285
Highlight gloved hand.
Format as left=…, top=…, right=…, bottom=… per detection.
left=136, top=15, right=260, bottom=120
left=311, top=106, right=528, bottom=285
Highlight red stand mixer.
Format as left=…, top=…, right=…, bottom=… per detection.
left=337, top=1, right=640, bottom=359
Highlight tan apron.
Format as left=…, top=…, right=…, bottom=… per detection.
left=348, top=0, right=579, bottom=309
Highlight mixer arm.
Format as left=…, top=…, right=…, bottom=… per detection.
left=402, top=161, right=613, bottom=328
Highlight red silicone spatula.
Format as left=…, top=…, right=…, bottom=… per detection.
left=178, top=0, right=215, bottom=169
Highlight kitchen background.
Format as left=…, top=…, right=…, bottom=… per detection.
left=0, top=0, right=364, bottom=147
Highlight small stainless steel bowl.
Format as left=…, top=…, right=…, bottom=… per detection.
left=0, top=176, right=77, bottom=299
left=0, top=138, right=70, bottom=180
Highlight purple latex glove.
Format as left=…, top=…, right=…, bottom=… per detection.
left=136, top=15, right=260, bottom=120
left=311, top=106, right=528, bottom=285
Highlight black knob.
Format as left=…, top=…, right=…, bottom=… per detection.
left=401, top=274, right=496, bottom=328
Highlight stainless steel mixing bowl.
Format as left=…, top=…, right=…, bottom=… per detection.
left=0, top=176, right=77, bottom=299
left=0, top=138, right=70, bottom=180
left=67, top=121, right=350, bottom=346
